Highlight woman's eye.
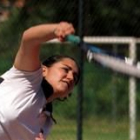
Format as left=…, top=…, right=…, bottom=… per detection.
left=62, top=67, right=69, bottom=73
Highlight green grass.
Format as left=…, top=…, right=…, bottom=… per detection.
left=47, top=117, right=140, bottom=140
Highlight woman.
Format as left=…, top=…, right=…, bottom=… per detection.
left=0, top=22, right=80, bottom=140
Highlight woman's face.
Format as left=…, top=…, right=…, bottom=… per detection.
left=42, top=58, right=79, bottom=99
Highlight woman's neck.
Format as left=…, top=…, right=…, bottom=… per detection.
left=41, top=78, right=54, bottom=100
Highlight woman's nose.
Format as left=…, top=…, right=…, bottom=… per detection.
left=67, top=71, right=74, bottom=80
left=66, top=72, right=75, bottom=86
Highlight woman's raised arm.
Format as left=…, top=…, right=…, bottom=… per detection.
left=14, top=22, right=75, bottom=71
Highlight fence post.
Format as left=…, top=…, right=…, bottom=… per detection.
left=77, top=0, right=84, bottom=140
left=129, top=38, right=137, bottom=140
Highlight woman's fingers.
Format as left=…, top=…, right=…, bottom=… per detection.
left=54, top=22, right=75, bottom=41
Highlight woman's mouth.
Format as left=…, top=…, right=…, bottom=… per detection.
left=61, top=81, right=70, bottom=89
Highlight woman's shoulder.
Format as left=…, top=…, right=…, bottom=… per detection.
left=1, top=65, right=42, bottom=79
left=0, top=66, right=43, bottom=88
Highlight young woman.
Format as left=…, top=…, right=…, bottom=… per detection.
left=0, top=22, right=80, bottom=140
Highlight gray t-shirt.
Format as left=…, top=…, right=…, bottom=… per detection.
left=0, top=66, right=53, bottom=140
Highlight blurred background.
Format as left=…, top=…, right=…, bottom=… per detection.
left=0, top=0, right=140, bottom=140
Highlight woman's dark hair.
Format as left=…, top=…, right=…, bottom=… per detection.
left=42, top=54, right=80, bottom=85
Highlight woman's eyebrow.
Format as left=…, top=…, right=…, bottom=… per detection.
left=62, top=64, right=72, bottom=70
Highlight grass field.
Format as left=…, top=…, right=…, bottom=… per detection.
left=47, top=117, right=140, bottom=140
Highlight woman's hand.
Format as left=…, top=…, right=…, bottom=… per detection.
left=54, top=22, right=75, bottom=42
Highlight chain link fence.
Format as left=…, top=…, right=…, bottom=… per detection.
left=0, top=0, right=140, bottom=140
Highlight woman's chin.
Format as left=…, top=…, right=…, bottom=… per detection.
left=55, top=88, right=68, bottom=97
left=57, top=84, right=68, bottom=93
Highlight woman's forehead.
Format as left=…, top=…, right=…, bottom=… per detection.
left=56, top=58, right=78, bottom=71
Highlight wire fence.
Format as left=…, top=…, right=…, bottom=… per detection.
left=0, top=0, right=140, bottom=140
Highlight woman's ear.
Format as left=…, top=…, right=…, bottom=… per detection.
left=42, top=65, right=48, bottom=76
